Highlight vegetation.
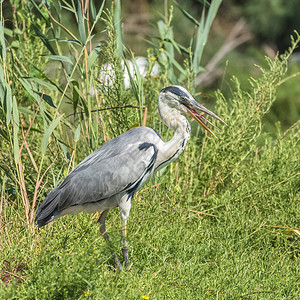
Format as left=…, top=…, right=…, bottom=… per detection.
left=239, top=0, right=300, bottom=51
left=0, top=0, right=299, bottom=298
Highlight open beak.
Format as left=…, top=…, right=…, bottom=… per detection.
left=181, top=98, right=227, bottom=137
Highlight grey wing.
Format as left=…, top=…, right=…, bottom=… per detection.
left=36, top=127, right=160, bottom=226
left=57, top=141, right=157, bottom=209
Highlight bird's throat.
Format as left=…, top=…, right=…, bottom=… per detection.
left=155, top=107, right=191, bottom=171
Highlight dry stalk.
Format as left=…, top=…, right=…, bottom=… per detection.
left=19, top=95, right=42, bottom=156
left=183, top=207, right=220, bottom=218
left=15, top=96, right=43, bottom=225
left=67, top=150, right=75, bottom=175
left=29, top=157, right=57, bottom=224
left=0, top=177, right=6, bottom=229
left=142, top=106, right=148, bottom=126
left=17, top=159, right=30, bottom=224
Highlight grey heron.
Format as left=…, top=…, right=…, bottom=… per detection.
left=36, top=85, right=226, bottom=269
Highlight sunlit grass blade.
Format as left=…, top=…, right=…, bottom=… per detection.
left=114, top=0, right=124, bottom=57
left=12, top=96, right=20, bottom=164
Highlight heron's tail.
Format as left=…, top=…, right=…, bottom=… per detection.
left=35, top=188, right=61, bottom=228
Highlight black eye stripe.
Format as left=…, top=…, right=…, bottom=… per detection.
left=161, top=86, right=190, bottom=99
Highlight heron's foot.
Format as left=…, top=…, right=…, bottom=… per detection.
left=113, top=252, right=123, bottom=271
left=121, top=246, right=132, bottom=269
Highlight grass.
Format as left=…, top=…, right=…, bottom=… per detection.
left=1, top=178, right=299, bottom=299
left=0, top=1, right=299, bottom=299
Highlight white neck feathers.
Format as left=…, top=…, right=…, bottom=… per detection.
left=155, top=99, right=191, bottom=171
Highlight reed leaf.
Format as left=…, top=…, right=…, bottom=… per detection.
left=76, top=0, right=86, bottom=43
left=87, top=45, right=101, bottom=72
left=74, top=123, right=81, bottom=142
left=193, top=0, right=221, bottom=73
left=89, top=0, right=96, bottom=21
left=28, top=78, right=58, bottom=91
left=45, top=55, right=73, bottom=65
left=0, top=19, right=6, bottom=60
left=31, top=23, right=56, bottom=55
left=174, top=1, right=200, bottom=26
left=41, top=115, right=63, bottom=155
left=33, top=92, right=56, bottom=108
left=114, top=0, right=124, bottom=57
left=5, top=83, right=12, bottom=126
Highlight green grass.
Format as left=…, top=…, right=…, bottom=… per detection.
left=0, top=1, right=299, bottom=299
left=1, top=176, right=299, bottom=299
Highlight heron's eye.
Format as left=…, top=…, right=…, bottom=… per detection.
left=180, top=96, right=189, bottom=104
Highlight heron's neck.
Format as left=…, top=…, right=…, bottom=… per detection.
left=156, top=103, right=191, bottom=170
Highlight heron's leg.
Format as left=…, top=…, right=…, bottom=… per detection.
left=99, top=209, right=109, bottom=240
left=119, top=195, right=133, bottom=268
left=121, top=219, right=129, bottom=268
left=98, top=209, right=122, bottom=270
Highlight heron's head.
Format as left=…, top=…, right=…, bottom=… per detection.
left=159, top=86, right=227, bottom=137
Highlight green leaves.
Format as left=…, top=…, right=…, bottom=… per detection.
left=174, top=1, right=200, bottom=26
left=76, top=0, right=86, bottom=43
left=0, top=19, right=6, bottom=60
left=31, top=23, right=56, bottom=55
left=89, top=0, right=97, bottom=21
left=45, top=55, right=73, bottom=65
left=72, top=80, right=79, bottom=116
left=156, top=0, right=221, bottom=78
left=34, top=92, right=56, bottom=108
left=0, top=65, right=13, bottom=126
left=193, top=0, right=222, bottom=73
left=5, top=81, right=12, bottom=125
left=87, top=45, right=101, bottom=72
left=41, top=115, right=63, bottom=155
left=74, top=123, right=81, bottom=142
